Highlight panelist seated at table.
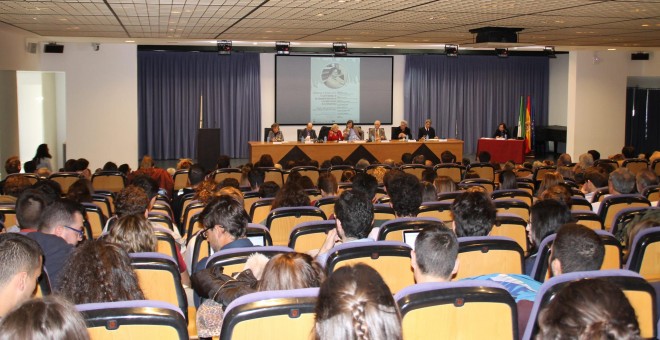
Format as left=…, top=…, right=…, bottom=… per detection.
left=368, top=120, right=387, bottom=141
left=392, top=120, right=413, bottom=140
left=327, top=124, right=345, bottom=141
left=493, top=123, right=510, bottom=139
left=267, top=123, right=284, bottom=142
left=418, top=118, right=437, bottom=140
left=343, top=120, right=364, bottom=141
left=298, top=122, right=318, bottom=141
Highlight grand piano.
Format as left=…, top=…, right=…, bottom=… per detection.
left=535, top=125, right=567, bottom=155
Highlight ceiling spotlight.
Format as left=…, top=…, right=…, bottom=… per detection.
left=333, top=42, right=348, bottom=56
left=544, top=46, right=556, bottom=58
left=276, top=41, right=290, bottom=55
left=217, top=40, right=232, bottom=55
left=445, top=44, right=458, bottom=57
left=495, top=48, right=508, bottom=58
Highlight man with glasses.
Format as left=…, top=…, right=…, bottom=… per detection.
left=194, top=195, right=253, bottom=274
left=27, top=199, right=84, bottom=290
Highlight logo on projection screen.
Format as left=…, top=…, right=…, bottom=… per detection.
left=321, top=63, right=347, bottom=89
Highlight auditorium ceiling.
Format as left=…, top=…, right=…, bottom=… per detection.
left=1, top=0, right=659, bottom=47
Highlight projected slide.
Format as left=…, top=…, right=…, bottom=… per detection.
left=276, top=55, right=392, bottom=125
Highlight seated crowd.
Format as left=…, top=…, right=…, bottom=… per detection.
left=0, top=143, right=659, bottom=339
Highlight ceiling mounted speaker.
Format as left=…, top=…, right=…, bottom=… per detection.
left=469, top=27, right=523, bottom=44
left=333, top=42, right=347, bottom=56
left=44, top=43, right=64, bottom=53
left=631, top=52, right=649, bottom=60
left=217, top=40, right=232, bottom=55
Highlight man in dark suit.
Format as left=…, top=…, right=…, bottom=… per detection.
left=418, top=119, right=437, bottom=140
left=392, top=120, right=413, bottom=140
left=298, top=122, right=317, bottom=141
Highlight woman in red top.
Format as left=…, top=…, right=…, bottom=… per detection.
left=327, top=124, right=344, bottom=142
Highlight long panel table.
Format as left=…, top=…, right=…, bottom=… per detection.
left=476, top=138, right=526, bottom=164
left=249, top=140, right=464, bottom=165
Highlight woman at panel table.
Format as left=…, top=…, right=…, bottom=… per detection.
left=327, top=124, right=344, bottom=142
left=267, top=123, right=284, bottom=142
left=493, top=123, right=510, bottom=139
left=343, top=120, right=364, bottom=141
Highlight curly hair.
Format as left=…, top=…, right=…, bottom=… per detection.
left=450, top=191, right=496, bottom=237
left=105, top=214, right=156, bottom=253
left=4, top=156, right=21, bottom=175
left=388, top=173, right=422, bottom=217
left=334, top=190, right=373, bottom=239
left=313, top=264, right=402, bottom=340
left=3, top=175, right=31, bottom=197
left=114, top=185, right=149, bottom=217
left=271, top=182, right=310, bottom=210
left=0, top=296, right=89, bottom=340
left=58, top=239, right=144, bottom=304
left=194, top=179, right=218, bottom=204
left=66, top=179, right=93, bottom=203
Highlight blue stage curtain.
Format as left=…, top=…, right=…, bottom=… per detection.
left=404, top=55, right=549, bottom=156
left=138, top=51, right=261, bottom=159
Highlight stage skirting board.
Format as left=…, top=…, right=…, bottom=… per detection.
left=476, top=138, right=526, bottom=164
left=249, top=140, right=464, bottom=165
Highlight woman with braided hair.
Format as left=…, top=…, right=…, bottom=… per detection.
left=313, top=264, right=402, bottom=340
left=57, top=239, right=144, bottom=304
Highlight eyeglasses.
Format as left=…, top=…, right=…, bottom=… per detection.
left=63, top=225, right=84, bottom=239
left=200, top=225, right=215, bottom=240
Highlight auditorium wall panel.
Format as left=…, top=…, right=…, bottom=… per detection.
left=40, top=43, right=139, bottom=170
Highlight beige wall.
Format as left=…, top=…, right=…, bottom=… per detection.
left=0, top=22, right=41, bottom=71
left=40, top=43, right=138, bottom=170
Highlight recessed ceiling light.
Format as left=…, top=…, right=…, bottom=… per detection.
left=372, top=46, right=381, bottom=48
left=171, top=11, right=180, bottom=14
left=125, top=40, right=135, bottom=43
left=608, top=48, right=616, bottom=50
left=386, top=44, right=395, bottom=47
left=641, top=24, right=650, bottom=27
left=316, top=13, right=324, bottom=16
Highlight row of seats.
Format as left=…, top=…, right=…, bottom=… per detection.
left=70, top=269, right=656, bottom=340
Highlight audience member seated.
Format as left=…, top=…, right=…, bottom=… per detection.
left=622, top=145, right=636, bottom=159
left=258, top=181, right=280, bottom=198
left=0, top=296, right=89, bottom=340
left=192, top=252, right=324, bottom=338
left=549, top=223, right=605, bottom=276
left=173, top=163, right=205, bottom=222
left=74, top=158, right=91, bottom=180
left=557, top=153, right=572, bottom=167
left=298, top=176, right=315, bottom=190
left=66, top=179, right=94, bottom=204
left=9, top=189, right=49, bottom=232
left=316, top=191, right=374, bottom=266
left=340, top=169, right=356, bottom=182
left=525, top=200, right=572, bottom=276
left=536, top=172, right=563, bottom=198
left=636, top=169, right=658, bottom=197
left=440, top=151, right=456, bottom=164
left=477, top=151, right=491, bottom=164
left=102, top=161, right=118, bottom=172
left=0, top=156, right=21, bottom=195
left=271, top=182, right=311, bottom=210
left=131, top=155, right=174, bottom=198
left=536, top=279, right=640, bottom=339
left=194, top=196, right=253, bottom=273
left=216, top=155, right=231, bottom=170
left=194, top=179, right=218, bottom=204
left=434, top=176, right=457, bottom=194
left=2, top=175, right=32, bottom=200
left=498, top=170, right=517, bottom=190
left=132, top=176, right=186, bottom=247
left=591, top=167, right=636, bottom=212
left=58, top=239, right=144, bottom=304
left=0, top=233, right=43, bottom=318
left=450, top=191, right=496, bottom=237
left=539, top=184, right=572, bottom=208
left=622, top=211, right=660, bottom=250
left=27, top=199, right=83, bottom=290
left=355, top=159, right=370, bottom=171
left=411, top=225, right=540, bottom=336
left=351, top=173, right=378, bottom=203
left=316, top=173, right=338, bottom=200
left=580, top=167, right=608, bottom=202
left=313, top=264, right=402, bottom=340
left=420, top=182, right=437, bottom=203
